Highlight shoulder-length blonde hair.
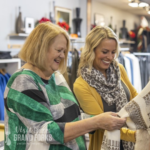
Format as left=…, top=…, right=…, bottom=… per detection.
left=78, top=26, right=120, bottom=76
left=19, top=22, right=70, bottom=74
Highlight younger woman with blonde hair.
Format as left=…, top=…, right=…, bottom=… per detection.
left=74, top=26, right=137, bottom=150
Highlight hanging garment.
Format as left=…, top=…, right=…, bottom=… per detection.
left=148, top=55, right=150, bottom=82
left=125, top=56, right=134, bottom=85
left=138, top=56, right=147, bottom=89
left=123, top=57, right=132, bottom=83
left=143, top=35, right=148, bottom=52
left=0, top=86, right=4, bottom=120
left=101, top=81, right=150, bottom=150
left=136, top=55, right=150, bottom=89
left=0, top=73, right=11, bottom=120
left=0, top=74, right=6, bottom=121
left=67, top=49, right=80, bottom=91
left=118, top=53, right=125, bottom=68
left=125, top=54, right=142, bottom=92
left=147, top=44, right=150, bottom=52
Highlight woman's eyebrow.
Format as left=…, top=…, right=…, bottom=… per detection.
left=102, top=48, right=116, bottom=51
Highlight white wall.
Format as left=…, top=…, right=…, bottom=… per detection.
left=80, top=0, right=87, bottom=38
left=0, top=0, right=87, bottom=51
left=91, top=1, right=140, bottom=35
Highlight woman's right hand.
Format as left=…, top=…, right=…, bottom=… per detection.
left=94, top=112, right=126, bottom=131
left=64, top=112, right=126, bottom=142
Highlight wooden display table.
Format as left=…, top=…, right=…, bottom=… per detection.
left=0, top=123, right=4, bottom=142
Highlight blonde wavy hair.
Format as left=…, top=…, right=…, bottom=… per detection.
left=78, top=26, right=120, bottom=76
left=19, top=22, right=70, bottom=74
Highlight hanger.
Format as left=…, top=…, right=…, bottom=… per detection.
left=0, top=69, right=5, bottom=75
left=121, top=51, right=130, bottom=56
left=2, top=68, right=6, bottom=74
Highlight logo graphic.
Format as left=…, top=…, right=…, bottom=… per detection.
left=5, top=126, right=11, bottom=146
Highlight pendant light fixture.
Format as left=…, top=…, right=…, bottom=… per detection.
left=128, top=0, right=139, bottom=7
left=144, top=3, right=150, bottom=14
left=128, top=0, right=150, bottom=14
left=148, top=8, right=150, bottom=14
left=139, top=2, right=149, bottom=7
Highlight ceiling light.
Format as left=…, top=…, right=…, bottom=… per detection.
left=128, top=1, right=139, bottom=7
left=139, top=2, right=149, bottom=7
left=148, top=10, right=150, bottom=14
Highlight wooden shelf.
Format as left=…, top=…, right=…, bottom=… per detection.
left=8, top=33, right=29, bottom=38
left=8, top=34, right=135, bottom=43
left=0, top=58, right=21, bottom=63
left=8, top=34, right=85, bottom=41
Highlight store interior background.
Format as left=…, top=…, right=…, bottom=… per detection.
left=1, top=0, right=150, bottom=52
left=1, top=0, right=150, bottom=148
left=0, top=0, right=150, bottom=102
left=0, top=0, right=150, bottom=115
left=0, top=0, right=86, bottom=52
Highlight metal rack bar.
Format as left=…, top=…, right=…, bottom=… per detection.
left=133, top=53, right=150, bottom=56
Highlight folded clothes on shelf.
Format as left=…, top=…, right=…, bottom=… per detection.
left=0, top=52, right=12, bottom=59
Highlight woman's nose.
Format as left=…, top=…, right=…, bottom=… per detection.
left=60, top=52, right=65, bottom=58
left=107, top=53, right=113, bottom=60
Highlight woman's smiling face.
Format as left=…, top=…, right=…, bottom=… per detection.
left=45, top=34, right=67, bottom=76
left=93, top=38, right=117, bottom=74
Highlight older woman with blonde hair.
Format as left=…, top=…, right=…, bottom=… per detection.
left=74, top=26, right=138, bottom=150
left=4, top=22, right=126, bottom=150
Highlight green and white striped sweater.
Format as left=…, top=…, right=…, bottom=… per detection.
left=4, top=69, right=86, bottom=150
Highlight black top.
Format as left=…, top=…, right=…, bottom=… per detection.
left=102, top=81, right=130, bottom=112
left=41, top=78, right=49, bottom=84
left=101, top=81, right=130, bottom=150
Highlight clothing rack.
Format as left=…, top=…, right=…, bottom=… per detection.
left=133, top=53, right=150, bottom=56
left=70, top=38, right=85, bottom=50
left=120, top=48, right=130, bottom=51
left=70, top=41, right=85, bottom=50
left=118, top=52, right=150, bottom=91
